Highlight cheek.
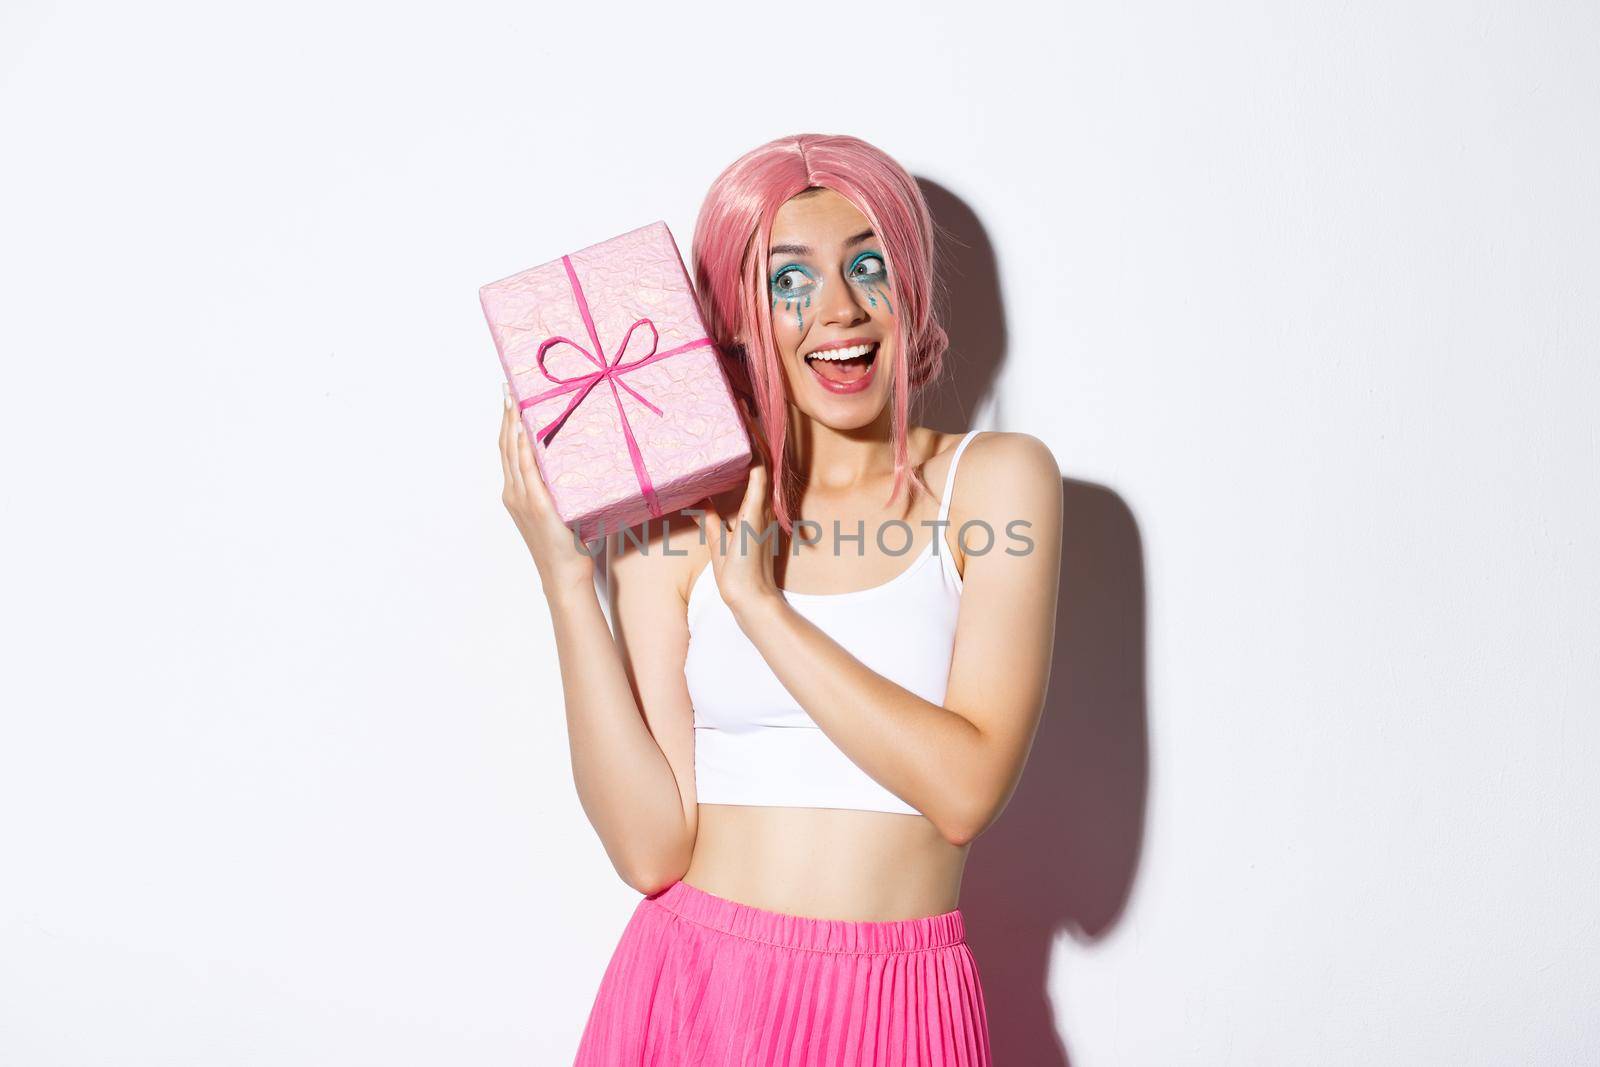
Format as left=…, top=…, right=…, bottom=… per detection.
left=770, top=288, right=813, bottom=335
left=765, top=309, right=802, bottom=368
left=859, top=278, right=896, bottom=317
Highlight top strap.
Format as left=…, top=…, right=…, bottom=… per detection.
left=936, top=429, right=983, bottom=526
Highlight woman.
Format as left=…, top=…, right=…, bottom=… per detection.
left=497, top=133, right=1062, bottom=1064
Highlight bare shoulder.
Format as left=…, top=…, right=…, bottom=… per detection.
left=961, top=430, right=1061, bottom=493
left=947, top=431, right=1062, bottom=564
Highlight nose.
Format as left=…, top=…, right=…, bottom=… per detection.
left=818, top=269, right=871, bottom=329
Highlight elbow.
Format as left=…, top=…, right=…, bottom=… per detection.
left=941, top=819, right=986, bottom=849
left=621, top=856, right=687, bottom=896
left=938, top=731, right=1025, bottom=846
left=619, top=838, right=693, bottom=897
left=625, top=868, right=682, bottom=897
left=938, top=791, right=1003, bottom=848
left=939, top=823, right=975, bottom=848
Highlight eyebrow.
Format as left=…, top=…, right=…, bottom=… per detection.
left=768, top=229, right=877, bottom=259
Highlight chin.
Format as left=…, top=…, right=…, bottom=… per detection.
left=793, top=395, right=893, bottom=434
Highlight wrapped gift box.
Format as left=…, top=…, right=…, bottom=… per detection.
left=480, top=220, right=752, bottom=543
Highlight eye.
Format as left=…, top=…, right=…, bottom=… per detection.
left=849, top=253, right=888, bottom=282
left=770, top=265, right=815, bottom=296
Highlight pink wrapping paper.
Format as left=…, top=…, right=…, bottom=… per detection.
left=480, top=221, right=751, bottom=543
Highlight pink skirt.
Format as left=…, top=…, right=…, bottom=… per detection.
left=573, top=878, right=992, bottom=1065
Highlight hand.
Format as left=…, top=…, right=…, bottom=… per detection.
left=700, top=397, right=782, bottom=613
left=699, top=458, right=782, bottom=618
left=499, top=383, right=595, bottom=597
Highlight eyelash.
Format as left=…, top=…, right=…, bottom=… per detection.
left=770, top=253, right=888, bottom=296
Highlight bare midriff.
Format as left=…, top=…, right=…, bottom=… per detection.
left=682, top=803, right=971, bottom=921
left=679, top=428, right=973, bottom=923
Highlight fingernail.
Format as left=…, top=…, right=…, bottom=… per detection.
left=503, top=383, right=512, bottom=409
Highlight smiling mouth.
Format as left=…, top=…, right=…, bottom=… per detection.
left=803, top=341, right=879, bottom=387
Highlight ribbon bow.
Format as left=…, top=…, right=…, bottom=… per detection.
left=518, top=254, right=715, bottom=519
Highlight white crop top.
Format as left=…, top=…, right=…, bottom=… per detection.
left=684, top=429, right=983, bottom=816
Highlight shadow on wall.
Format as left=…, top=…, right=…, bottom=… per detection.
left=918, top=177, right=1152, bottom=1067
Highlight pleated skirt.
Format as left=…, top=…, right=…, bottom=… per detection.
left=572, top=878, right=992, bottom=1066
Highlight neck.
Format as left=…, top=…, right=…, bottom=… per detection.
left=784, top=407, right=902, bottom=492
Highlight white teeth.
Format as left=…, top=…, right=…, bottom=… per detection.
left=806, top=342, right=877, bottom=362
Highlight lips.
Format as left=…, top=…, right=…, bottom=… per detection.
left=803, top=340, right=879, bottom=394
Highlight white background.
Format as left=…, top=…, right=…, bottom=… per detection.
left=3, top=1, right=1597, bottom=1063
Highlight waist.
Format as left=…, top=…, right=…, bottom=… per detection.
left=646, top=876, right=968, bottom=954
left=685, top=802, right=970, bottom=922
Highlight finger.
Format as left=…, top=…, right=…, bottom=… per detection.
left=702, top=495, right=726, bottom=546
left=738, top=463, right=765, bottom=529
left=499, top=383, right=516, bottom=487
left=750, top=460, right=768, bottom=504
left=506, top=406, right=529, bottom=499
left=757, top=464, right=776, bottom=536
left=515, top=418, right=550, bottom=508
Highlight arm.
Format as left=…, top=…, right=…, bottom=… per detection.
left=717, top=432, right=1062, bottom=846
left=500, top=393, right=696, bottom=894
left=547, top=526, right=699, bottom=894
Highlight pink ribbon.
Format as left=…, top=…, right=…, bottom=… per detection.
left=518, top=254, right=715, bottom=519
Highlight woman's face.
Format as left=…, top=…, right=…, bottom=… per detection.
left=765, top=187, right=897, bottom=426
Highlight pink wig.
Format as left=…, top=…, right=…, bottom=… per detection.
left=691, top=133, right=950, bottom=537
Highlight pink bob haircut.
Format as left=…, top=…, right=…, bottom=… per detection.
left=690, top=133, right=950, bottom=538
